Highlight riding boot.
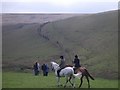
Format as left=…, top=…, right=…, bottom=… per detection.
left=73, top=68, right=77, bottom=74
left=57, top=69, right=61, bottom=77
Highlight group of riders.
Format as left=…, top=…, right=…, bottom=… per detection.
left=56, top=55, right=94, bottom=88
left=57, top=55, right=81, bottom=77
left=33, top=54, right=81, bottom=77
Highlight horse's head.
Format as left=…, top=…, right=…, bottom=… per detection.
left=50, top=62, right=54, bottom=70
left=50, top=61, right=60, bottom=71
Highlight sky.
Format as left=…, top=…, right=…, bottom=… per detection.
left=1, top=0, right=119, bottom=13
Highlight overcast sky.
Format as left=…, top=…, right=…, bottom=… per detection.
left=1, top=0, right=119, bottom=13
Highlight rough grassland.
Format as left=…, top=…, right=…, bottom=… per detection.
left=2, top=72, right=118, bottom=88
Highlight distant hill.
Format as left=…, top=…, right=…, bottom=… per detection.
left=2, top=10, right=118, bottom=79
left=2, top=14, right=80, bottom=24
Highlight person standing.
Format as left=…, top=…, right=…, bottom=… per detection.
left=45, top=64, right=49, bottom=76
left=41, top=64, right=47, bottom=76
left=33, top=61, right=40, bottom=76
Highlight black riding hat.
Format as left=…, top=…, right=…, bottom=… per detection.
left=75, top=55, right=78, bottom=58
left=60, top=56, right=64, bottom=59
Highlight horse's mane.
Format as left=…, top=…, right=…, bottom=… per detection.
left=51, top=61, right=56, bottom=64
left=51, top=61, right=59, bottom=66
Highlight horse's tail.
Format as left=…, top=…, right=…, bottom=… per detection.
left=85, top=69, right=95, bottom=80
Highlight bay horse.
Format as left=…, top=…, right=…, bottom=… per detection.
left=75, top=67, right=95, bottom=88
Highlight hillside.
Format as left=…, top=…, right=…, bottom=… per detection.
left=2, top=14, right=79, bottom=69
left=2, top=10, right=118, bottom=79
left=41, top=10, right=118, bottom=79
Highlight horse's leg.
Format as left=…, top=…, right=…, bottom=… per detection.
left=79, top=75, right=83, bottom=88
left=64, top=76, right=69, bottom=88
left=85, top=75, right=90, bottom=88
left=68, top=76, right=75, bottom=88
left=56, top=77, right=61, bottom=87
left=72, top=76, right=75, bottom=88
left=68, top=76, right=73, bottom=85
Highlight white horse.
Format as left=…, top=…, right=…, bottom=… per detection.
left=50, top=61, right=82, bottom=88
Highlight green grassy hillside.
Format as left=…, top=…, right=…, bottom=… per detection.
left=2, top=23, right=61, bottom=70
left=2, top=10, right=118, bottom=79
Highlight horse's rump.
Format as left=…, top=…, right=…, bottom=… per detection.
left=76, top=67, right=86, bottom=73
left=76, top=67, right=95, bottom=80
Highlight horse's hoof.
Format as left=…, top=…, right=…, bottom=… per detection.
left=60, top=84, right=63, bottom=86
left=57, top=85, right=60, bottom=87
left=64, top=85, right=66, bottom=88
left=57, top=84, right=63, bottom=87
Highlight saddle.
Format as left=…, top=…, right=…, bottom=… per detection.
left=74, top=66, right=86, bottom=74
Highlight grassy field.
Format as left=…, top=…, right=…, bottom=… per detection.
left=2, top=71, right=118, bottom=88
left=0, top=72, right=2, bottom=89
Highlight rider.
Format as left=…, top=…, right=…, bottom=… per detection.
left=57, top=55, right=66, bottom=77
left=73, top=55, right=81, bottom=73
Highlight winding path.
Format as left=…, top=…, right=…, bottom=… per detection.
left=37, top=22, right=73, bottom=60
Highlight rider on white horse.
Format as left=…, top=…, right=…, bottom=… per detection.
left=57, top=56, right=66, bottom=77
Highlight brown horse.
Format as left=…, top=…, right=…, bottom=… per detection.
left=75, top=67, right=95, bottom=88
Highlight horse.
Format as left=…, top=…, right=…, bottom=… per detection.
left=75, top=67, right=95, bottom=88
left=51, top=61, right=94, bottom=88
left=50, top=61, right=81, bottom=88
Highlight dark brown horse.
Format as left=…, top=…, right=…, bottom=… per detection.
left=75, top=67, right=95, bottom=88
